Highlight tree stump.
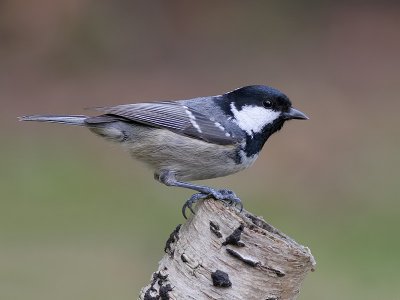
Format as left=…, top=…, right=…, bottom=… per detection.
left=139, top=198, right=316, bottom=300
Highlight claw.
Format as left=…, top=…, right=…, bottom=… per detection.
left=231, top=197, right=243, bottom=212
left=182, top=193, right=207, bottom=219
left=182, top=202, right=195, bottom=219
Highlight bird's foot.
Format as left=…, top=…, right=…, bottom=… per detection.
left=213, top=189, right=243, bottom=212
left=182, top=189, right=243, bottom=219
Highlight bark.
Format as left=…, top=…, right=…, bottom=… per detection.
left=139, top=198, right=316, bottom=300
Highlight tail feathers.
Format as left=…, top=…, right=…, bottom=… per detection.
left=19, top=115, right=88, bottom=126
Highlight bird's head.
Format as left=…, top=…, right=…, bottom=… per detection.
left=219, top=85, right=308, bottom=155
left=223, top=85, right=308, bottom=136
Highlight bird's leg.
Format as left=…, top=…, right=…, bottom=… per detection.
left=156, top=170, right=243, bottom=218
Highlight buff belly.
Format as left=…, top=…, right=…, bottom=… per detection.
left=88, top=121, right=258, bottom=181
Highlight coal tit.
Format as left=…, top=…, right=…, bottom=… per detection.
left=20, top=85, right=308, bottom=218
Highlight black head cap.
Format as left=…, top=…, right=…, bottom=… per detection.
left=226, top=85, right=292, bottom=112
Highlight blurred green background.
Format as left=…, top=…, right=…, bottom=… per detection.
left=1, top=1, right=399, bottom=299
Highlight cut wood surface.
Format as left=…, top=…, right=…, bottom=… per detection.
left=139, top=198, right=316, bottom=300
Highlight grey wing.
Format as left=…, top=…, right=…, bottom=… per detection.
left=96, top=102, right=239, bottom=145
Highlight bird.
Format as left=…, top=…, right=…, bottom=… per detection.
left=20, top=85, right=308, bottom=218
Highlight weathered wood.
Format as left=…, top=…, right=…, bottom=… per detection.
left=139, top=198, right=316, bottom=300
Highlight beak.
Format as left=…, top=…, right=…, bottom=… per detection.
left=282, top=107, right=309, bottom=120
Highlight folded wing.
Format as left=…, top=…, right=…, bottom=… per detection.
left=95, top=102, right=239, bottom=145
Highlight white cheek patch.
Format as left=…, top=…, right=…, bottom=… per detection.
left=230, top=103, right=280, bottom=136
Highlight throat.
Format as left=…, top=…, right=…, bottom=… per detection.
left=242, top=119, right=285, bottom=157
left=243, top=133, right=268, bottom=157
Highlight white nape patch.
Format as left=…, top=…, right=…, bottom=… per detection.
left=230, top=103, right=280, bottom=137
left=184, top=106, right=202, bottom=133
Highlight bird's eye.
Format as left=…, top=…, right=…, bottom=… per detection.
left=263, top=100, right=272, bottom=108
